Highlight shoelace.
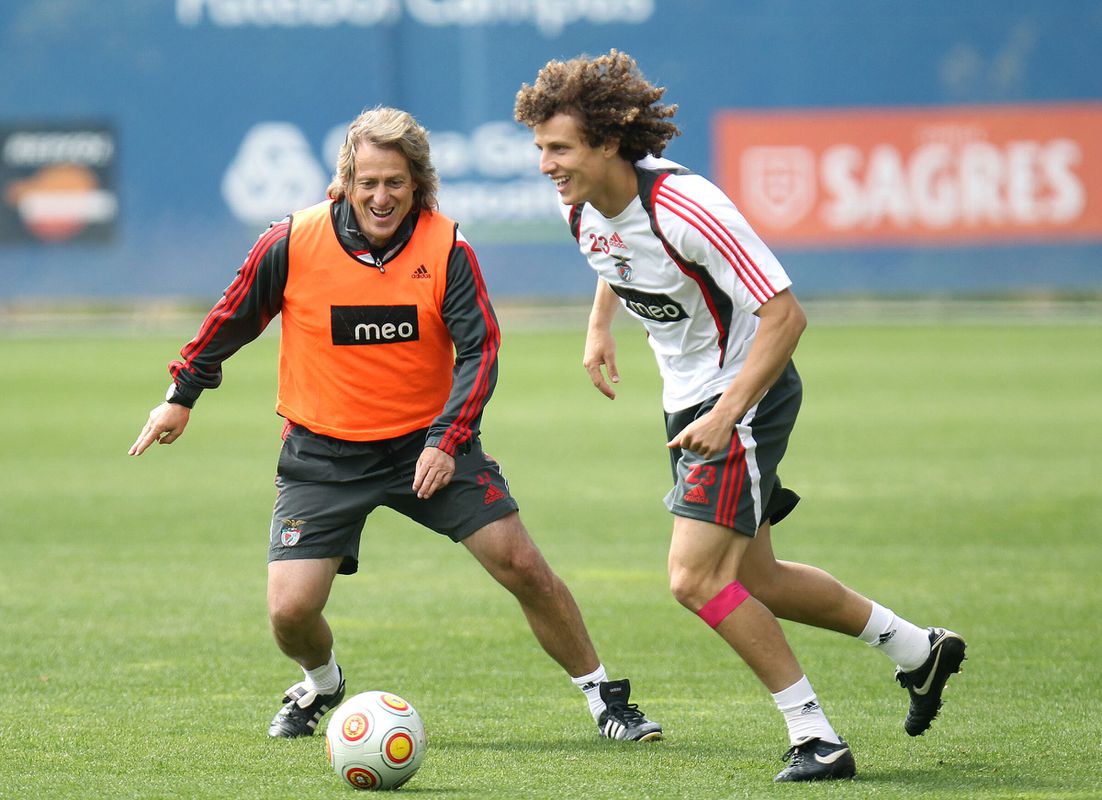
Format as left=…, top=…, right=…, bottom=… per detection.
left=896, top=664, right=930, bottom=690
left=781, top=745, right=804, bottom=764
left=608, top=702, right=647, bottom=725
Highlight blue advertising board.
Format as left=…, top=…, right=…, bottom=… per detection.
left=2, top=0, right=1101, bottom=301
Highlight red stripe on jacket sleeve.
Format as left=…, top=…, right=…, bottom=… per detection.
left=440, top=240, right=500, bottom=453
left=175, top=221, right=289, bottom=372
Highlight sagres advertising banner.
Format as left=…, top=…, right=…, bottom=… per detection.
left=713, top=103, right=1102, bottom=248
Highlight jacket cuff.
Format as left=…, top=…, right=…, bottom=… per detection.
left=424, top=432, right=455, bottom=456
left=165, top=381, right=201, bottom=409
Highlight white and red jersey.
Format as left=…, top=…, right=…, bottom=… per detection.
left=562, top=156, right=792, bottom=412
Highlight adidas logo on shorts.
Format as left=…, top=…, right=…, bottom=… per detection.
left=683, top=485, right=708, bottom=504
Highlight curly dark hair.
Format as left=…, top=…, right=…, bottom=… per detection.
left=514, top=49, right=680, bottom=162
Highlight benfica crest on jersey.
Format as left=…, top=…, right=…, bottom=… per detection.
left=613, top=254, right=633, bottom=282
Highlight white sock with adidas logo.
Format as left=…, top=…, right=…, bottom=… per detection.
left=772, top=675, right=841, bottom=745
left=572, top=664, right=608, bottom=721
left=859, top=602, right=931, bottom=671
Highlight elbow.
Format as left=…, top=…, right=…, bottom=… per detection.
left=792, top=304, right=808, bottom=339
left=779, top=297, right=807, bottom=347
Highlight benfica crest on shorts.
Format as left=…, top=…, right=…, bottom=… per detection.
left=279, top=518, right=305, bottom=546
left=613, top=254, right=633, bottom=282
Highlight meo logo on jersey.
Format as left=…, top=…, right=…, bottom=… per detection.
left=608, top=285, right=688, bottom=323
left=331, top=305, right=419, bottom=345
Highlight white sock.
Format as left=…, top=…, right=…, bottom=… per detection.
left=858, top=602, right=931, bottom=672
left=772, top=675, right=841, bottom=746
left=572, top=664, right=608, bottom=721
left=303, top=651, right=341, bottom=694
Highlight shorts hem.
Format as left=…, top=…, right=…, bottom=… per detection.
left=268, top=546, right=353, bottom=564
left=449, top=500, right=520, bottom=542
left=665, top=501, right=758, bottom=537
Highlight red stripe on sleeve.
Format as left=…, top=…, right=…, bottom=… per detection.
left=440, top=240, right=500, bottom=452
left=177, top=222, right=289, bottom=369
left=657, top=186, right=776, bottom=304
left=660, top=184, right=776, bottom=296
left=649, top=176, right=730, bottom=367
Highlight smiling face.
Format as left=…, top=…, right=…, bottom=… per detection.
left=347, top=142, right=417, bottom=248
left=532, top=112, right=634, bottom=217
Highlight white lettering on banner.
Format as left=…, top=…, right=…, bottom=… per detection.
left=176, top=0, right=652, bottom=34
left=406, top=0, right=654, bottom=37
left=820, top=139, right=1085, bottom=230
left=2, top=132, right=114, bottom=167
left=177, top=0, right=400, bottom=26
left=222, top=123, right=328, bottom=223
left=223, top=120, right=560, bottom=229
left=431, top=121, right=538, bottom=179
left=438, top=179, right=560, bottom=222
left=18, top=191, right=118, bottom=224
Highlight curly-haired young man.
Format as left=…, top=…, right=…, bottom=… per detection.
left=515, top=51, right=967, bottom=783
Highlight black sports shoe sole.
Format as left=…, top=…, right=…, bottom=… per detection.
left=597, top=714, right=664, bottom=742
left=903, top=630, right=966, bottom=736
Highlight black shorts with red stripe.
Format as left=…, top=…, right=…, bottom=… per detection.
left=663, top=361, right=802, bottom=536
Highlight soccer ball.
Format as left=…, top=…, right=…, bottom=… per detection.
left=324, top=691, right=427, bottom=791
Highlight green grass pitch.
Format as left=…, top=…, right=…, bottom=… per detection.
left=2, top=314, right=1100, bottom=799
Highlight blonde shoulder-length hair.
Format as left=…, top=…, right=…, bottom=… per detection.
left=327, top=106, right=439, bottom=212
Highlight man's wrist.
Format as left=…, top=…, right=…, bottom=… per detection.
left=165, top=382, right=197, bottom=409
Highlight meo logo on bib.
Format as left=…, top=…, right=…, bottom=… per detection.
left=331, top=305, right=420, bottom=345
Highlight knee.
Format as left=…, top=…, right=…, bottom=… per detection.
left=268, top=594, right=323, bottom=635
left=668, top=565, right=714, bottom=612
left=478, top=532, right=555, bottom=597
left=672, top=576, right=754, bottom=629
left=504, top=546, right=557, bottom=595
left=470, top=515, right=561, bottom=597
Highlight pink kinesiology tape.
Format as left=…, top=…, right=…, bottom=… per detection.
left=697, top=581, right=751, bottom=628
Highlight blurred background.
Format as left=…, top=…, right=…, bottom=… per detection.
left=2, top=0, right=1101, bottom=309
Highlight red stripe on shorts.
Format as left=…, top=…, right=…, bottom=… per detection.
left=716, top=431, right=746, bottom=529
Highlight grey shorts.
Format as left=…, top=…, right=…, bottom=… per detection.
left=663, top=360, right=802, bottom=537
left=269, top=424, right=519, bottom=574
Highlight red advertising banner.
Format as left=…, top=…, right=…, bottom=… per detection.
left=712, top=103, right=1102, bottom=248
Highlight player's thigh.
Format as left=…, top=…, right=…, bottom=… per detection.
left=668, top=515, right=752, bottom=605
